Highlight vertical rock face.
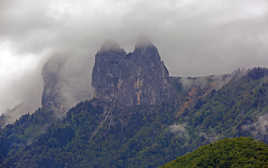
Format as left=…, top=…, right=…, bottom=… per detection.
left=41, top=51, right=94, bottom=116
left=42, top=56, right=66, bottom=114
left=41, top=54, right=92, bottom=116
left=92, top=41, right=172, bottom=106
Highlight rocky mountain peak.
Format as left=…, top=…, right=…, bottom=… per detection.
left=94, top=41, right=126, bottom=66
left=92, top=41, right=172, bottom=106
left=99, top=40, right=123, bottom=53
left=134, top=36, right=154, bottom=49
left=132, top=42, right=162, bottom=64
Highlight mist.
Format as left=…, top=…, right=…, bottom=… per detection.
left=1, top=0, right=268, bottom=118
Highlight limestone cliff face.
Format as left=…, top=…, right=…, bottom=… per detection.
left=92, top=41, right=172, bottom=106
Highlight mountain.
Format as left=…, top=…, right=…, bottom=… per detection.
left=42, top=55, right=67, bottom=114
left=0, top=100, right=179, bottom=168
left=42, top=54, right=92, bottom=117
left=175, top=67, right=268, bottom=144
left=0, top=41, right=186, bottom=168
left=161, top=137, right=268, bottom=168
left=0, top=41, right=267, bottom=167
left=0, top=53, right=92, bottom=127
left=92, top=40, right=174, bottom=106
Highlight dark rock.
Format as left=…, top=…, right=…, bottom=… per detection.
left=92, top=40, right=173, bottom=106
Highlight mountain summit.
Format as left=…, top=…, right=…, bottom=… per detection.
left=92, top=41, right=173, bottom=106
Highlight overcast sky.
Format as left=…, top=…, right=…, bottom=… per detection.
left=0, top=0, right=268, bottom=115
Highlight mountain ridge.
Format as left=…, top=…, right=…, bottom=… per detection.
left=0, top=41, right=268, bottom=167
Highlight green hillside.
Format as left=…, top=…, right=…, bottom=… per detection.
left=178, top=68, right=268, bottom=143
left=0, top=100, right=183, bottom=168
left=162, top=137, right=268, bottom=168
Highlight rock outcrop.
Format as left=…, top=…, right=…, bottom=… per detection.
left=92, top=41, right=173, bottom=106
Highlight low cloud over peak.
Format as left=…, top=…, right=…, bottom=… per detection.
left=0, top=0, right=268, bottom=117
